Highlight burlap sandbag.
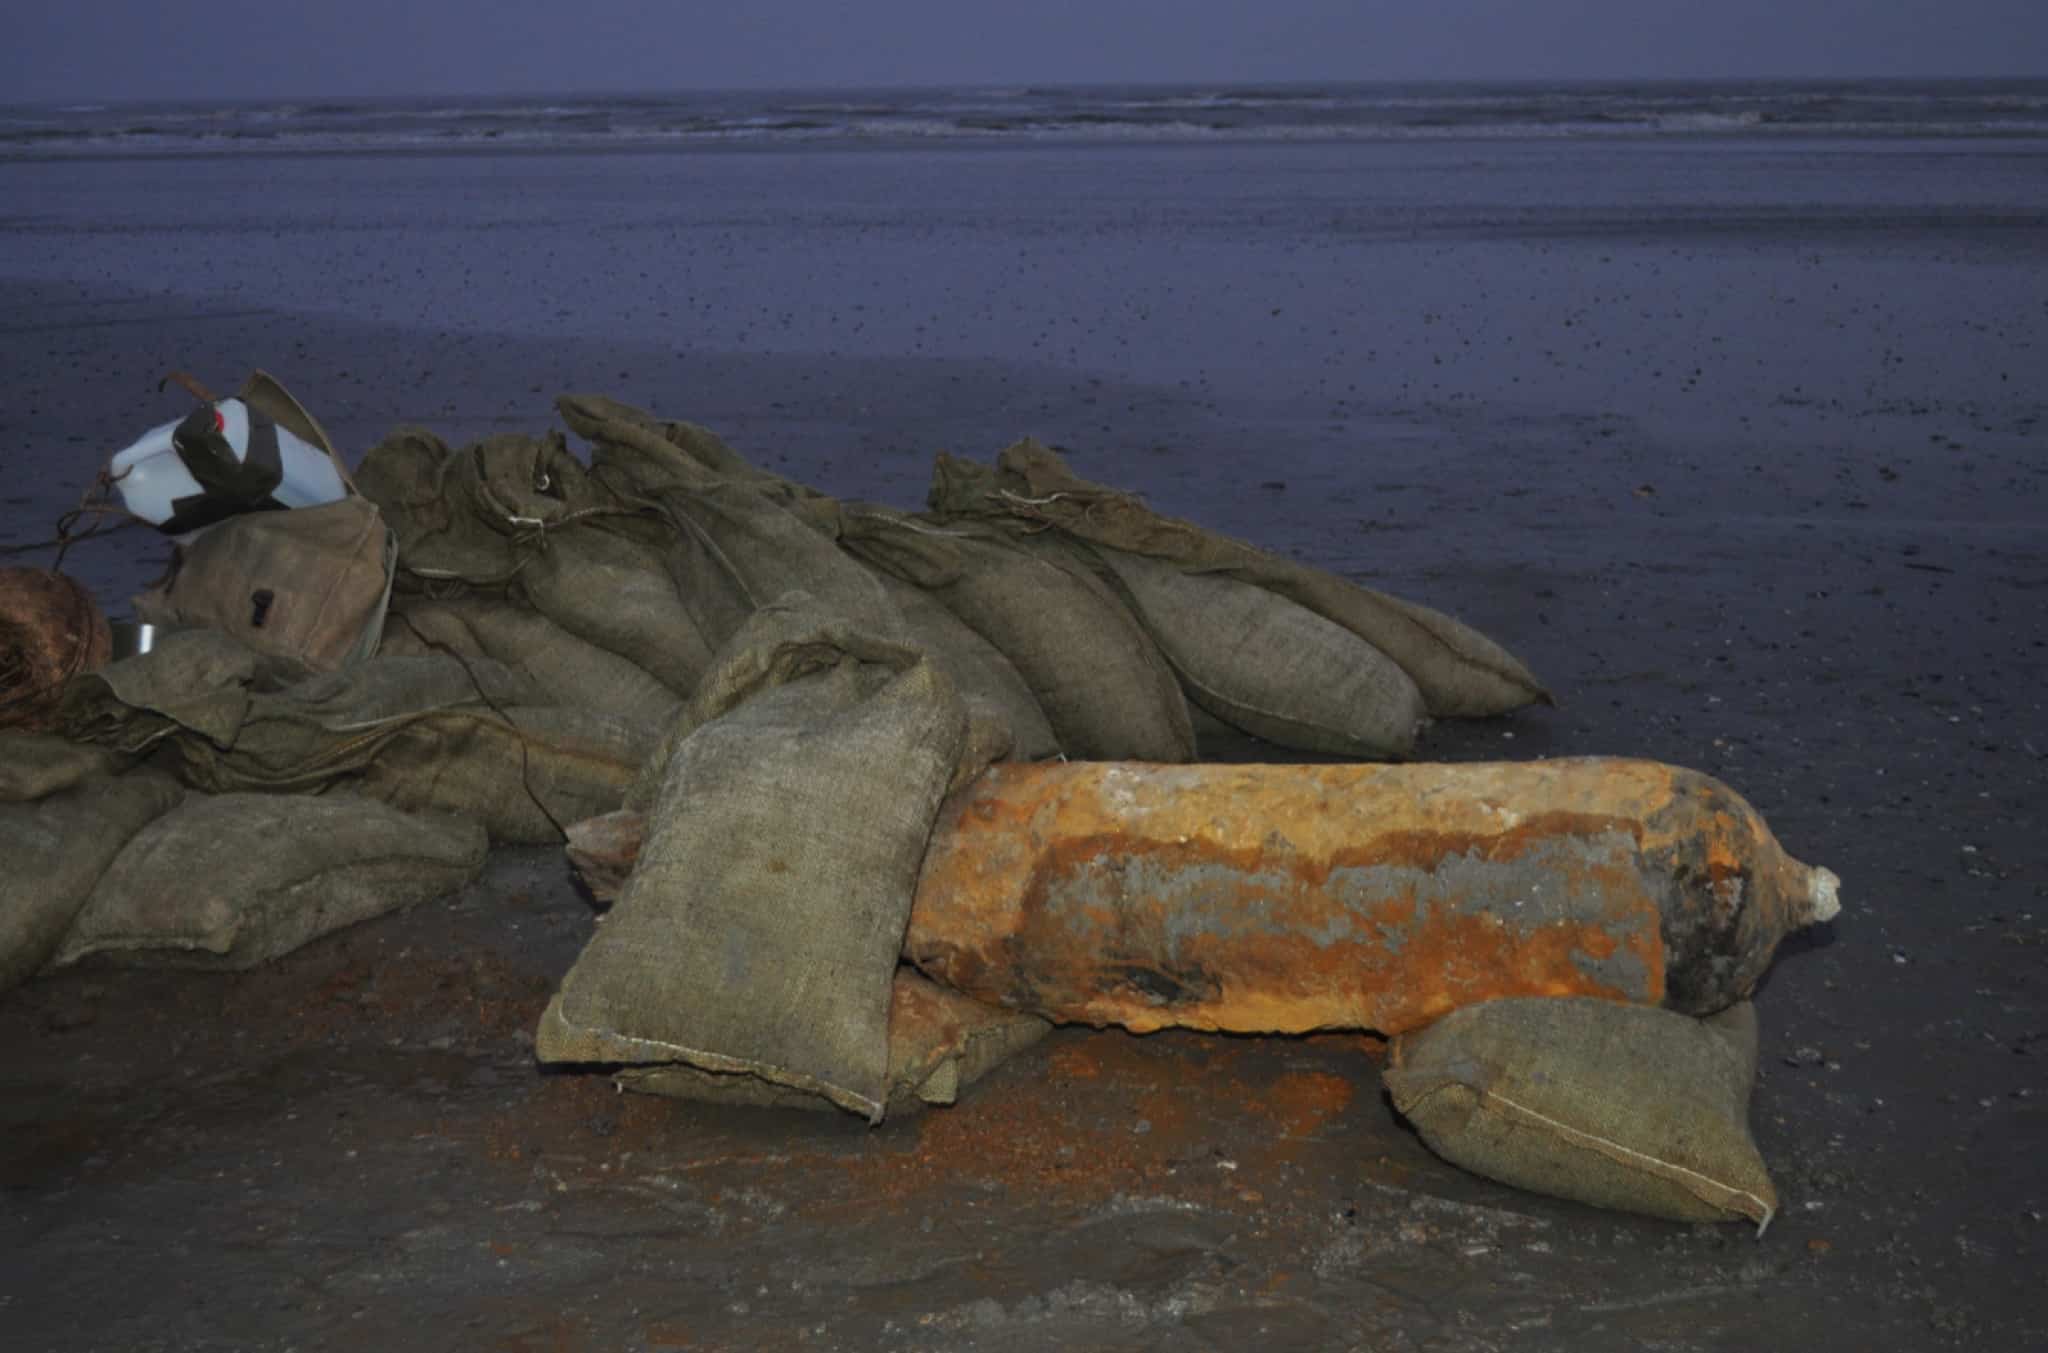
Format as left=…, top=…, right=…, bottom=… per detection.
left=356, top=703, right=651, bottom=843
left=350, top=429, right=520, bottom=586
left=635, top=470, right=905, bottom=643
left=378, top=594, right=683, bottom=728
left=1384, top=997, right=1777, bottom=1230
left=355, top=428, right=719, bottom=693
left=52, top=792, right=486, bottom=971
left=0, top=770, right=184, bottom=993
left=617, top=968, right=1051, bottom=1116
left=515, top=516, right=721, bottom=696
left=556, top=405, right=1055, bottom=758
left=559, top=393, right=814, bottom=501
left=1085, top=544, right=1428, bottom=759
left=838, top=506, right=1195, bottom=762
left=868, top=570, right=1059, bottom=762
left=62, top=630, right=649, bottom=844
left=537, top=594, right=972, bottom=1121
left=0, top=731, right=128, bottom=802
left=929, top=441, right=1549, bottom=718
left=354, top=429, right=607, bottom=586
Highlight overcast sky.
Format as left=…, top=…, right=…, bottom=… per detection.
left=6, top=1, right=2045, bottom=103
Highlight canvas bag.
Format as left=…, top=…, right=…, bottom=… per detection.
left=136, top=494, right=397, bottom=673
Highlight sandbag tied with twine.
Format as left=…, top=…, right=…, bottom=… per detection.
left=1384, top=997, right=1778, bottom=1231
left=928, top=440, right=1551, bottom=718
left=1, top=568, right=112, bottom=733
left=352, top=428, right=611, bottom=587
left=837, top=504, right=1196, bottom=763
left=52, top=792, right=486, bottom=972
left=0, top=770, right=184, bottom=995
left=354, top=428, right=717, bottom=696
left=62, top=628, right=653, bottom=844
left=537, top=592, right=976, bottom=1122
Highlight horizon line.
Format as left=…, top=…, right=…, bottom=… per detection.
left=7, top=70, right=2048, bottom=111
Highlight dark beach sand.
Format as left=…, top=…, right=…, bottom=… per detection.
left=1, top=137, right=2043, bottom=1349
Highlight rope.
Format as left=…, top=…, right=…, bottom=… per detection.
left=386, top=609, right=571, bottom=844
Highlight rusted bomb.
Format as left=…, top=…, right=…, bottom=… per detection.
left=904, top=757, right=1839, bottom=1036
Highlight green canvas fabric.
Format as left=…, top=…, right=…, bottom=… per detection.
left=867, top=568, right=1059, bottom=763
left=355, top=426, right=720, bottom=694
left=636, top=478, right=905, bottom=645
left=61, top=628, right=287, bottom=753
left=555, top=397, right=1065, bottom=760
left=133, top=496, right=396, bottom=674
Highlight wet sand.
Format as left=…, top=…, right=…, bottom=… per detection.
left=2, top=134, right=2045, bottom=1349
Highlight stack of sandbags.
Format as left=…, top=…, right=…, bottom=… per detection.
left=926, top=440, right=1551, bottom=738
left=556, top=397, right=1067, bottom=762
left=353, top=428, right=720, bottom=696
left=1073, top=544, right=1426, bottom=759
left=356, top=398, right=1549, bottom=768
left=833, top=505, right=1192, bottom=762
left=1, top=729, right=485, bottom=992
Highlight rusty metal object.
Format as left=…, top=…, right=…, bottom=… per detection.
left=905, top=758, right=1840, bottom=1035
left=1, top=568, right=113, bottom=732
left=563, top=808, right=646, bottom=905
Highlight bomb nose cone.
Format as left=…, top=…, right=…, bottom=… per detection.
left=1803, top=867, right=1842, bottom=926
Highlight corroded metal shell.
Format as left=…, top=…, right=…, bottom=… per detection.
left=905, top=757, right=1838, bottom=1035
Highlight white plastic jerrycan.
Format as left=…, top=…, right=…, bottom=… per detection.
left=110, top=396, right=349, bottom=533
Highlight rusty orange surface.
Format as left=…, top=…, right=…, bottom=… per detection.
left=906, top=757, right=1835, bottom=1034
